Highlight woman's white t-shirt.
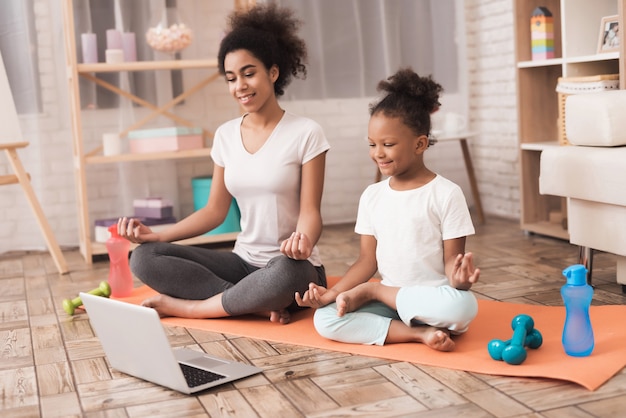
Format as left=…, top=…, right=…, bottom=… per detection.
left=211, top=111, right=330, bottom=267
left=355, top=175, right=475, bottom=287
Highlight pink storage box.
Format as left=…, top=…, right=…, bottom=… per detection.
left=127, top=126, right=204, bottom=154
left=129, top=135, right=203, bottom=153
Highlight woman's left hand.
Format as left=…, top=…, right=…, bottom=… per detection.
left=280, top=232, right=313, bottom=260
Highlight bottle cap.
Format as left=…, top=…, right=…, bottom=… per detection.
left=563, top=264, right=588, bottom=286
left=108, top=224, right=120, bottom=237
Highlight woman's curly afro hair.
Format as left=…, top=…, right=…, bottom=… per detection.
left=218, top=3, right=307, bottom=97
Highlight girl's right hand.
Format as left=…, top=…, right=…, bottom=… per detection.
left=295, top=282, right=335, bottom=308
left=117, top=217, right=159, bottom=244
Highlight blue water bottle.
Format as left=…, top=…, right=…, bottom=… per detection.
left=561, top=264, right=594, bottom=357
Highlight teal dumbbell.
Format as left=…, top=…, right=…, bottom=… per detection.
left=488, top=314, right=543, bottom=365
left=63, top=281, right=111, bottom=315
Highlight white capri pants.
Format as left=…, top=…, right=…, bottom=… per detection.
left=313, top=285, right=478, bottom=346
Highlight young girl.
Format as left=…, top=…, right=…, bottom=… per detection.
left=118, top=4, right=329, bottom=324
left=296, top=68, right=479, bottom=351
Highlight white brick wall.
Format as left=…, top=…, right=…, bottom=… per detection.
left=465, top=0, right=520, bottom=218
left=281, top=98, right=373, bottom=224
left=0, top=0, right=77, bottom=253
left=0, top=0, right=520, bottom=254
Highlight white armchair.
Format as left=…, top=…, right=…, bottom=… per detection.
left=540, top=90, right=626, bottom=291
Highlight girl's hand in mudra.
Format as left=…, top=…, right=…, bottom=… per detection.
left=450, top=252, right=480, bottom=290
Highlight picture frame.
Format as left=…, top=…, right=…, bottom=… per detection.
left=598, top=15, right=620, bottom=53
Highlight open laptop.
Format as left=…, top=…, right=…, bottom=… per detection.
left=80, top=292, right=263, bottom=394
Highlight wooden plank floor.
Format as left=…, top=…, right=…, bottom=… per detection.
left=2, top=216, right=626, bottom=417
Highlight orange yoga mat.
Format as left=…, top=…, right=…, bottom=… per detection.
left=117, top=278, right=626, bottom=391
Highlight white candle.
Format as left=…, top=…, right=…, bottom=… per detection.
left=105, top=49, right=124, bottom=64
left=102, top=133, right=122, bottom=156
left=122, top=32, right=136, bottom=62
left=81, top=33, right=97, bottom=63
left=106, top=29, right=122, bottom=50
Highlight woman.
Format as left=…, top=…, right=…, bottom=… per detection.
left=118, top=4, right=329, bottom=325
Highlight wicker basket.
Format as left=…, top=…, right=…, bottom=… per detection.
left=556, top=74, right=619, bottom=145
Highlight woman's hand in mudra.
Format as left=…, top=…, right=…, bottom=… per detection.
left=280, top=231, right=313, bottom=260
left=117, top=217, right=158, bottom=244
left=295, top=282, right=333, bottom=308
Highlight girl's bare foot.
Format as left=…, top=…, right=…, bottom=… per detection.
left=142, top=294, right=193, bottom=318
left=269, top=309, right=291, bottom=324
left=386, top=320, right=456, bottom=351
left=336, top=282, right=377, bottom=316
left=416, top=326, right=455, bottom=352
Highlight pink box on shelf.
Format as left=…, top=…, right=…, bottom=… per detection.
left=129, top=135, right=203, bottom=153
left=127, top=126, right=204, bottom=154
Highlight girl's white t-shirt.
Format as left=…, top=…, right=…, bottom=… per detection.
left=355, top=175, right=475, bottom=287
left=211, top=111, right=330, bottom=267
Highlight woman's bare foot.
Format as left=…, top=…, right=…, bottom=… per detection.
left=142, top=294, right=194, bottom=318
left=336, top=282, right=377, bottom=316
left=269, top=309, right=291, bottom=324
left=415, top=326, right=455, bottom=352
left=255, top=309, right=291, bottom=324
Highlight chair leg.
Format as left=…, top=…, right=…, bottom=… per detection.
left=578, top=246, right=594, bottom=286
left=617, top=257, right=626, bottom=294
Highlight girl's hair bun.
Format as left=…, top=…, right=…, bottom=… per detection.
left=369, top=68, right=443, bottom=138
left=377, top=68, right=442, bottom=114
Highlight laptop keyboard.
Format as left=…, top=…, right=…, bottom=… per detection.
left=179, top=363, right=227, bottom=388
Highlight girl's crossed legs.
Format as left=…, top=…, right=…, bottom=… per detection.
left=315, top=281, right=477, bottom=351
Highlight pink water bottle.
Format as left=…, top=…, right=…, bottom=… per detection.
left=106, top=224, right=133, bottom=297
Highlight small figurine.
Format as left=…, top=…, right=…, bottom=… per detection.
left=531, top=7, right=555, bottom=60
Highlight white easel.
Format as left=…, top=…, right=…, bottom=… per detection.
left=0, top=51, right=69, bottom=274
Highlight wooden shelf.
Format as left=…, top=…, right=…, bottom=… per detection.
left=521, top=221, right=569, bottom=241
left=517, top=58, right=563, bottom=68
left=62, top=0, right=238, bottom=263
left=515, top=0, right=624, bottom=240
left=518, top=53, right=619, bottom=68
left=86, top=148, right=213, bottom=165
left=520, top=141, right=561, bottom=151
left=565, top=52, right=619, bottom=64
left=77, top=59, right=218, bottom=73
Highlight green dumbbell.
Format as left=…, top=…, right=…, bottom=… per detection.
left=63, top=281, right=111, bottom=315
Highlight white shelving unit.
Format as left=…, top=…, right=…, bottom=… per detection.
left=62, top=1, right=241, bottom=262
left=514, top=0, right=625, bottom=239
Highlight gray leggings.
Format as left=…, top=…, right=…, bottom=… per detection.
left=130, top=242, right=326, bottom=316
